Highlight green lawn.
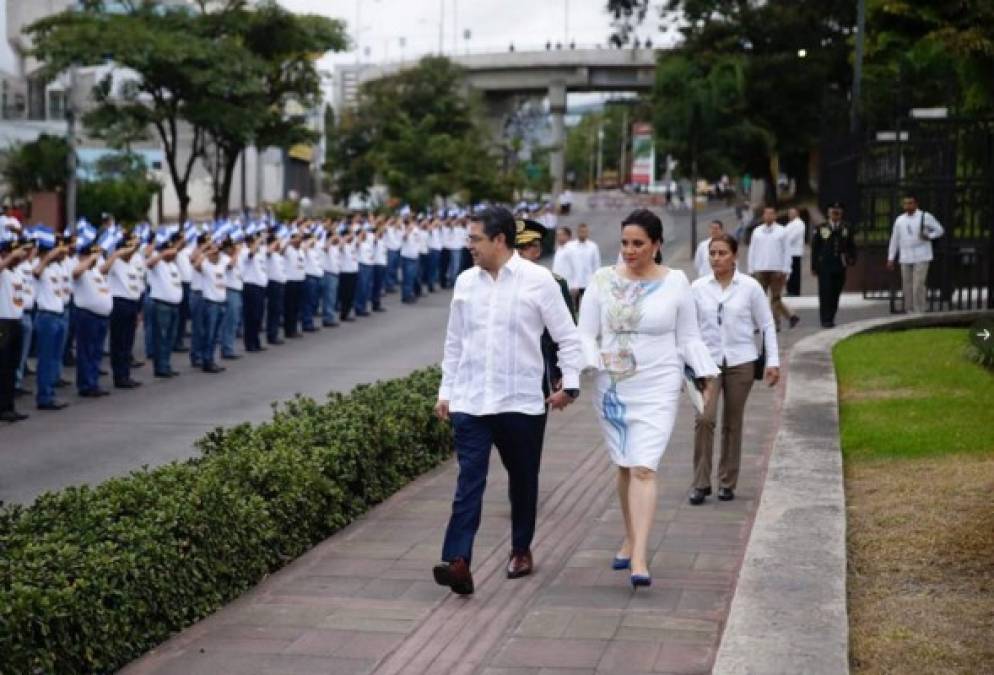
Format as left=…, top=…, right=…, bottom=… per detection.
left=834, top=328, right=994, bottom=461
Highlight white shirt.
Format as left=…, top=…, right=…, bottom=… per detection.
left=34, top=260, right=66, bottom=313
left=552, top=244, right=577, bottom=288
left=568, top=239, right=601, bottom=290
left=694, top=239, right=713, bottom=279
left=73, top=266, right=113, bottom=317
left=243, top=248, right=268, bottom=287
left=888, top=209, right=944, bottom=264
left=200, top=256, right=228, bottom=303
left=439, top=252, right=584, bottom=416
left=357, top=237, right=376, bottom=266
left=175, top=248, right=194, bottom=283
left=400, top=228, right=421, bottom=259
left=784, top=218, right=805, bottom=257
left=447, top=225, right=467, bottom=251
left=417, top=228, right=429, bottom=255
left=284, top=246, right=306, bottom=281
left=323, top=245, right=341, bottom=275
left=226, top=250, right=245, bottom=291
left=428, top=228, right=444, bottom=251
left=190, top=256, right=205, bottom=293
left=340, top=242, right=359, bottom=273
left=57, top=258, right=73, bottom=305
left=132, top=252, right=148, bottom=294
left=304, top=246, right=323, bottom=277
left=267, top=250, right=287, bottom=284
left=692, top=270, right=780, bottom=369
left=385, top=226, right=403, bottom=251
left=747, top=224, right=791, bottom=274
left=374, top=238, right=388, bottom=266
left=0, top=268, right=25, bottom=319
left=15, top=261, right=35, bottom=311
left=109, top=257, right=143, bottom=301
left=148, top=259, right=183, bottom=304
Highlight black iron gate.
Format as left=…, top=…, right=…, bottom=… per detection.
left=821, top=116, right=994, bottom=311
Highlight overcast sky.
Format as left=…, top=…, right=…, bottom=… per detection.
left=276, top=0, right=679, bottom=68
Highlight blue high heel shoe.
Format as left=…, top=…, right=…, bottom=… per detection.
left=611, top=556, right=631, bottom=570
left=630, top=573, right=652, bottom=589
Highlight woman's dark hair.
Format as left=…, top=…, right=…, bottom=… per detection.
left=708, top=233, right=739, bottom=255
left=621, top=208, right=664, bottom=263
left=473, top=206, right=516, bottom=249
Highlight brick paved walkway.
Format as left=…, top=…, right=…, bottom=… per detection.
left=123, top=353, right=783, bottom=675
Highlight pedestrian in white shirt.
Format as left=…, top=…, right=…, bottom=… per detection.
left=282, top=232, right=306, bottom=337
left=783, top=208, right=806, bottom=296
left=265, top=234, right=287, bottom=344
left=432, top=207, right=583, bottom=595
left=241, top=229, right=269, bottom=349
left=552, top=226, right=577, bottom=293
left=568, top=223, right=602, bottom=302
left=192, top=240, right=230, bottom=373
left=747, top=207, right=798, bottom=330
left=690, top=234, right=779, bottom=505
left=319, top=230, right=340, bottom=327
left=13, top=244, right=36, bottom=398
left=72, top=235, right=114, bottom=397
left=32, top=227, right=71, bottom=410
left=0, top=233, right=30, bottom=421
left=694, top=220, right=725, bottom=279
left=106, top=234, right=144, bottom=388
left=146, top=231, right=184, bottom=378
left=220, top=238, right=245, bottom=357
left=338, top=233, right=360, bottom=320
left=886, top=194, right=944, bottom=313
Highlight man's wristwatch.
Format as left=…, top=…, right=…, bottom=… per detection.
left=564, top=388, right=580, bottom=400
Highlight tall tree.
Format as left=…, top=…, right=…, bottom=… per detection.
left=330, top=56, right=507, bottom=209
left=29, top=4, right=215, bottom=222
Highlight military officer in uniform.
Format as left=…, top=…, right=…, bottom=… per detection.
left=811, top=202, right=857, bottom=328
left=514, top=219, right=576, bottom=404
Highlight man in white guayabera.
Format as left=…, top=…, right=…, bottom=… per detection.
left=887, top=194, right=944, bottom=314
left=432, top=206, right=583, bottom=596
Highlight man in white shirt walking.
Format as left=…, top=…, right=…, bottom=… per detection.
left=747, top=207, right=799, bottom=330
left=887, top=194, right=944, bottom=313
left=568, top=223, right=602, bottom=302
left=552, top=226, right=576, bottom=294
left=783, top=208, right=806, bottom=296
left=693, top=220, right=725, bottom=279
left=432, top=207, right=583, bottom=595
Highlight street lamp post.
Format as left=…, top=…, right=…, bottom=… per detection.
left=852, top=0, right=866, bottom=134
left=65, top=64, right=78, bottom=233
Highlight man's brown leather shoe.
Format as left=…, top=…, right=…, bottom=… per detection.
left=432, top=558, right=474, bottom=595
left=506, top=550, right=533, bottom=579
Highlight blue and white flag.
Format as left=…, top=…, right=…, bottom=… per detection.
left=31, top=225, right=57, bottom=250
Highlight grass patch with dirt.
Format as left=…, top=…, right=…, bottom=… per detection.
left=835, top=328, right=994, bottom=675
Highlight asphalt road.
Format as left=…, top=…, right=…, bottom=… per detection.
left=0, top=194, right=723, bottom=505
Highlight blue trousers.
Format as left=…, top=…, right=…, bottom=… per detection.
left=199, top=300, right=226, bottom=367
left=152, top=301, right=179, bottom=376
left=321, top=273, right=339, bottom=325
left=427, top=249, right=441, bottom=292
left=143, top=294, right=156, bottom=359
left=57, top=308, right=70, bottom=381
left=354, top=263, right=374, bottom=314
left=75, top=308, right=109, bottom=394
left=110, top=297, right=140, bottom=384
left=34, top=311, right=66, bottom=406
left=401, top=257, right=419, bottom=302
left=302, top=276, right=321, bottom=330
left=441, top=412, right=546, bottom=564
left=372, top=265, right=386, bottom=310
left=175, top=282, right=191, bottom=348
left=189, top=290, right=205, bottom=366
left=15, top=312, right=32, bottom=388
left=386, top=250, right=401, bottom=292
left=221, top=289, right=242, bottom=357
left=266, top=281, right=284, bottom=343
left=416, top=254, right=428, bottom=296
left=447, top=249, right=463, bottom=286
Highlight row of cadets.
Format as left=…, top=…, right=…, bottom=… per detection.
left=0, top=228, right=29, bottom=421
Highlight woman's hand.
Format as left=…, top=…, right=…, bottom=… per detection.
left=764, top=367, right=780, bottom=387
left=701, top=377, right=719, bottom=409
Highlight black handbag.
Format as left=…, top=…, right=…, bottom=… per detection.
left=754, top=329, right=766, bottom=380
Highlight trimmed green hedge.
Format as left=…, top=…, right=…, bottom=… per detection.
left=0, top=367, right=450, bottom=674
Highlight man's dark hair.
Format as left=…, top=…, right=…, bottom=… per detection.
left=709, top=232, right=739, bottom=255
left=558, top=226, right=572, bottom=237
left=710, top=219, right=724, bottom=229
left=472, top=206, right=516, bottom=249
left=903, top=193, right=918, bottom=202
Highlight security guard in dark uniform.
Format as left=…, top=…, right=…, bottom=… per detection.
left=514, top=219, right=575, bottom=399
left=811, top=202, right=857, bottom=328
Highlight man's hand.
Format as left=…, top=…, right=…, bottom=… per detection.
left=546, top=389, right=574, bottom=411
left=765, top=367, right=780, bottom=387
left=701, top=378, right=718, bottom=410
left=434, top=399, right=450, bottom=421
left=885, top=260, right=895, bottom=271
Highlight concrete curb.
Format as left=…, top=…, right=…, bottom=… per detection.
left=712, top=309, right=993, bottom=675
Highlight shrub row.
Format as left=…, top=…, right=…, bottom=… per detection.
left=0, top=367, right=451, bottom=674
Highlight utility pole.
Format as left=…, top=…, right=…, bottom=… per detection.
left=438, top=0, right=445, bottom=55
left=851, top=0, right=866, bottom=134
left=596, top=122, right=604, bottom=190
left=65, top=64, right=78, bottom=233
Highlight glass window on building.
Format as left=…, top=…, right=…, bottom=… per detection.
left=48, top=90, right=66, bottom=120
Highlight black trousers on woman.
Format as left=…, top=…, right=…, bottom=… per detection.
left=109, top=297, right=140, bottom=385
left=337, top=271, right=358, bottom=321
left=284, top=280, right=304, bottom=337
left=265, top=281, right=284, bottom=344
left=242, top=283, right=266, bottom=351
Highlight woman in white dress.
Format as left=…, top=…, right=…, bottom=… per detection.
left=578, top=209, right=718, bottom=588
